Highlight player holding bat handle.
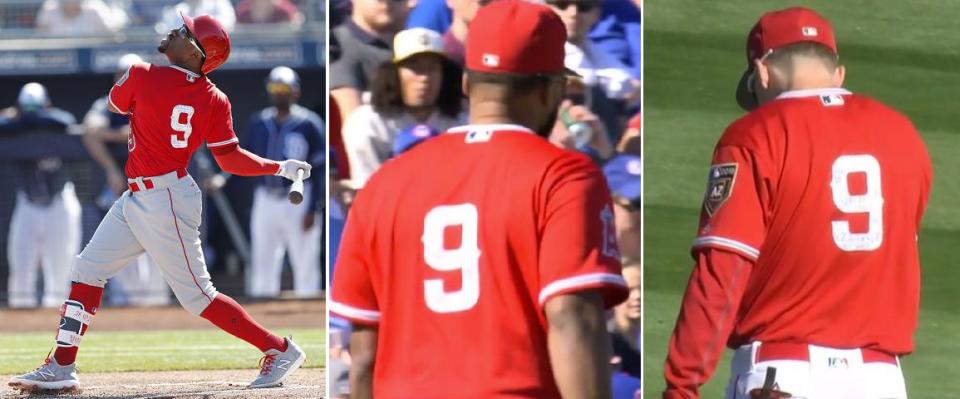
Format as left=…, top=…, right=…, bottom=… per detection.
left=9, top=12, right=311, bottom=394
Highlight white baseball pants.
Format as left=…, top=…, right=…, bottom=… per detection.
left=725, top=342, right=908, bottom=399
left=247, top=185, right=321, bottom=298
left=7, top=183, right=81, bottom=308
left=71, top=172, right=217, bottom=315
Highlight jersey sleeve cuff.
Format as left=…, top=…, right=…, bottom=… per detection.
left=207, top=137, right=239, bottom=148
left=539, top=272, right=629, bottom=309
left=329, top=299, right=381, bottom=325
left=692, top=235, right=760, bottom=260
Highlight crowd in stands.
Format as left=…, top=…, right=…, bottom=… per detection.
left=328, top=0, right=641, bottom=396
left=2, top=0, right=317, bottom=36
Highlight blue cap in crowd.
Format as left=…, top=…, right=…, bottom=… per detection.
left=603, top=154, right=641, bottom=203
left=394, top=124, right=439, bottom=155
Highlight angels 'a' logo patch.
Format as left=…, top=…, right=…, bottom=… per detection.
left=704, top=163, right=738, bottom=216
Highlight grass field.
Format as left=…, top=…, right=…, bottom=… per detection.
left=644, top=1, right=960, bottom=397
left=0, top=328, right=325, bottom=375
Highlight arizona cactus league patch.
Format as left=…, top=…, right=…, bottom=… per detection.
left=704, top=163, right=738, bottom=216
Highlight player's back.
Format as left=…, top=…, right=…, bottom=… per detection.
left=727, top=90, right=932, bottom=353
left=112, top=64, right=236, bottom=177
left=340, top=124, right=625, bottom=398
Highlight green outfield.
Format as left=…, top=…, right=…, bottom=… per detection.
left=644, top=0, right=960, bottom=397
left=0, top=328, right=325, bottom=375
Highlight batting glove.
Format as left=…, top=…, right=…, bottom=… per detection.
left=276, top=160, right=312, bottom=181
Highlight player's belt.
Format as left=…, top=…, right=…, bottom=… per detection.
left=756, top=342, right=898, bottom=365
left=128, top=168, right=187, bottom=192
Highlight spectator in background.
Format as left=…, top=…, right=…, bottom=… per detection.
left=604, top=153, right=640, bottom=260
left=236, top=0, right=303, bottom=28
left=549, top=0, right=638, bottom=99
left=157, top=0, right=235, bottom=33
left=329, top=0, right=414, bottom=122
left=341, top=27, right=466, bottom=189
left=548, top=0, right=639, bottom=137
left=405, top=0, right=451, bottom=33
left=36, top=0, right=127, bottom=36
left=82, top=54, right=171, bottom=306
left=609, top=259, right=641, bottom=378
left=243, top=67, right=325, bottom=298
left=589, top=0, right=641, bottom=80
left=1, top=83, right=80, bottom=308
left=441, top=0, right=484, bottom=67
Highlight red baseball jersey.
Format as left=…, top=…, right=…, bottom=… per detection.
left=108, top=63, right=239, bottom=177
left=693, top=88, right=932, bottom=354
left=331, top=124, right=628, bottom=398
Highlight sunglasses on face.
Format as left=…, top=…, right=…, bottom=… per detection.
left=178, top=25, right=206, bottom=56
left=548, top=0, right=596, bottom=13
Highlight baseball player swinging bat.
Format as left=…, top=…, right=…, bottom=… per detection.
left=288, top=168, right=305, bottom=204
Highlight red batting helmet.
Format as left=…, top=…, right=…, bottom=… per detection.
left=181, top=11, right=231, bottom=75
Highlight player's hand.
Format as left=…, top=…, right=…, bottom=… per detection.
left=107, top=169, right=126, bottom=195
left=276, top=160, right=311, bottom=181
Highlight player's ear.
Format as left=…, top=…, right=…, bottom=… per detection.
left=754, top=58, right=772, bottom=91
left=833, top=65, right=846, bottom=87
left=461, top=73, right=470, bottom=97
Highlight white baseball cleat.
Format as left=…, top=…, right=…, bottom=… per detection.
left=8, top=354, right=81, bottom=395
left=248, top=336, right=306, bottom=389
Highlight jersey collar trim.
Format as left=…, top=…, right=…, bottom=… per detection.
left=169, top=65, right=201, bottom=80
left=776, top=88, right=852, bottom=100
left=446, top=124, right=534, bottom=134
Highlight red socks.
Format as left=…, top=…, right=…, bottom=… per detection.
left=54, top=282, right=103, bottom=365
left=200, top=294, right=287, bottom=353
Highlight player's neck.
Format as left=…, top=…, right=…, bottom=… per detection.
left=468, top=99, right=538, bottom=131
left=172, top=61, right=202, bottom=76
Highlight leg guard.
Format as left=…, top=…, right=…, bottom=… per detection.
left=56, top=300, right=93, bottom=348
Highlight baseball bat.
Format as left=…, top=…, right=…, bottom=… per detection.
left=288, top=168, right=305, bottom=204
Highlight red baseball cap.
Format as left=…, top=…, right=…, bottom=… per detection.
left=466, top=0, right=577, bottom=76
left=735, top=7, right=837, bottom=110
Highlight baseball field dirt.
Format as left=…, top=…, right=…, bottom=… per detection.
left=3, top=368, right=324, bottom=399
left=0, top=299, right=325, bottom=398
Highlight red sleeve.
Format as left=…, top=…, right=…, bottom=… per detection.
left=663, top=249, right=753, bottom=399
left=330, top=190, right=380, bottom=325
left=691, top=141, right=771, bottom=261
left=212, top=146, right=280, bottom=176
left=108, top=63, right=146, bottom=114
left=537, top=152, right=628, bottom=310
left=205, top=94, right=239, bottom=151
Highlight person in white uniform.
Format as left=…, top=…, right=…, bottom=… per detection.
left=3, top=83, right=81, bottom=308
left=244, top=66, right=325, bottom=298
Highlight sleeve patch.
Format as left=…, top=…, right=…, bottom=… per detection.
left=704, top=163, right=738, bottom=216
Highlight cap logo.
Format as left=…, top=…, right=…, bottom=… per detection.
left=482, top=54, right=500, bottom=67
left=802, top=26, right=818, bottom=37
left=418, top=33, right=430, bottom=46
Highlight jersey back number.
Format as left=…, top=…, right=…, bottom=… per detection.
left=421, top=203, right=482, bottom=313
left=830, top=154, right=884, bottom=251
